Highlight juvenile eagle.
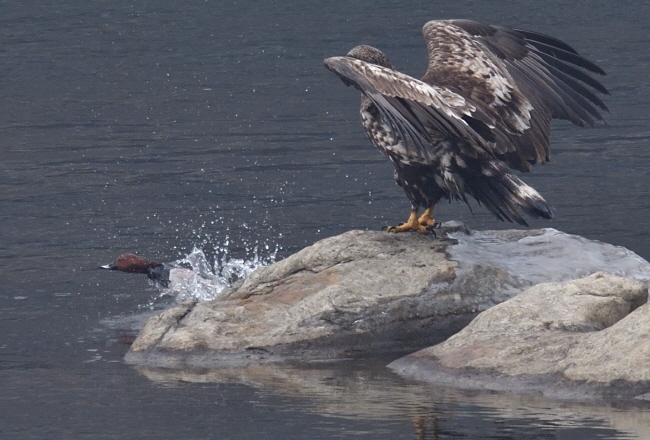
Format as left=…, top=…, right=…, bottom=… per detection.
left=324, top=20, right=608, bottom=232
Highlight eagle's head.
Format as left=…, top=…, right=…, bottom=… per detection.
left=346, top=45, right=396, bottom=70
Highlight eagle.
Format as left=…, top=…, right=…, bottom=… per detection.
left=324, top=19, right=608, bottom=233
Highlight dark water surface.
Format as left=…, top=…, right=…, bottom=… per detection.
left=2, top=1, right=650, bottom=438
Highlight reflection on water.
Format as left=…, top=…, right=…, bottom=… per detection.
left=135, top=359, right=644, bottom=439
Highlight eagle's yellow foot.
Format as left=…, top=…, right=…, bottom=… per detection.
left=385, top=210, right=431, bottom=234
left=418, top=207, right=437, bottom=228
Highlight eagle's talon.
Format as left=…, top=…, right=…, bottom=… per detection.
left=417, top=206, right=437, bottom=228
left=385, top=225, right=408, bottom=233
left=425, top=225, right=438, bottom=238
left=385, top=210, right=432, bottom=234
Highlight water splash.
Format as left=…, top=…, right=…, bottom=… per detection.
left=134, top=204, right=283, bottom=304
left=159, top=241, right=279, bottom=303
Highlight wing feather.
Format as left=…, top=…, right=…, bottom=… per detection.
left=530, top=50, right=609, bottom=97
left=450, top=20, right=609, bottom=119
left=513, top=31, right=607, bottom=75
left=422, top=20, right=608, bottom=170
left=323, top=56, right=496, bottom=164
left=509, top=28, right=580, bottom=55
left=422, top=20, right=534, bottom=133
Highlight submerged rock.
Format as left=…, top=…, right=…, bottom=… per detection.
left=389, top=272, right=650, bottom=399
left=125, top=225, right=650, bottom=369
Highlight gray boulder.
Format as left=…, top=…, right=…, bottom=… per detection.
left=125, top=225, right=650, bottom=370
left=389, top=272, right=650, bottom=399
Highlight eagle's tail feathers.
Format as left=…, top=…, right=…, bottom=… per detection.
left=458, top=160, right=554, bottom=225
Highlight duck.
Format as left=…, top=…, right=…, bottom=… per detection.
left=100, top=253, right=171, bottom=288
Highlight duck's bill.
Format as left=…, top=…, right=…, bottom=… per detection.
left=99, top=263, right=116, bottom=270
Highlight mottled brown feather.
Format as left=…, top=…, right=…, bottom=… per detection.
left=324, top=19, right=608, bottom=225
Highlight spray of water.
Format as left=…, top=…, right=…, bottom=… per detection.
left=133, top=201, right=283, bottom=305
left=157, top=239, right=279, bottom=303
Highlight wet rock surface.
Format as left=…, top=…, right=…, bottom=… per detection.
left=125, top=224, right=650, bottom=377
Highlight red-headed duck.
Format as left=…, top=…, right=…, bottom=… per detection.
left=101, top=253, right=170, bottom=288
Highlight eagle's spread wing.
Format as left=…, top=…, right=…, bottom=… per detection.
left=324, top=56, right=497, bottom=164
left=422, top=20, right=608, bottom=170
left=324, top=20, right=609, bottom=228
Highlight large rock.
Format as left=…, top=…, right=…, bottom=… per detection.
left=389, top=272, right=650, bottom=399
left=125, top=226, right=650, bottom=369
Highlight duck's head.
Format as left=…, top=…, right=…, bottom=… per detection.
left=100, top=253, right=162, bottom=274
